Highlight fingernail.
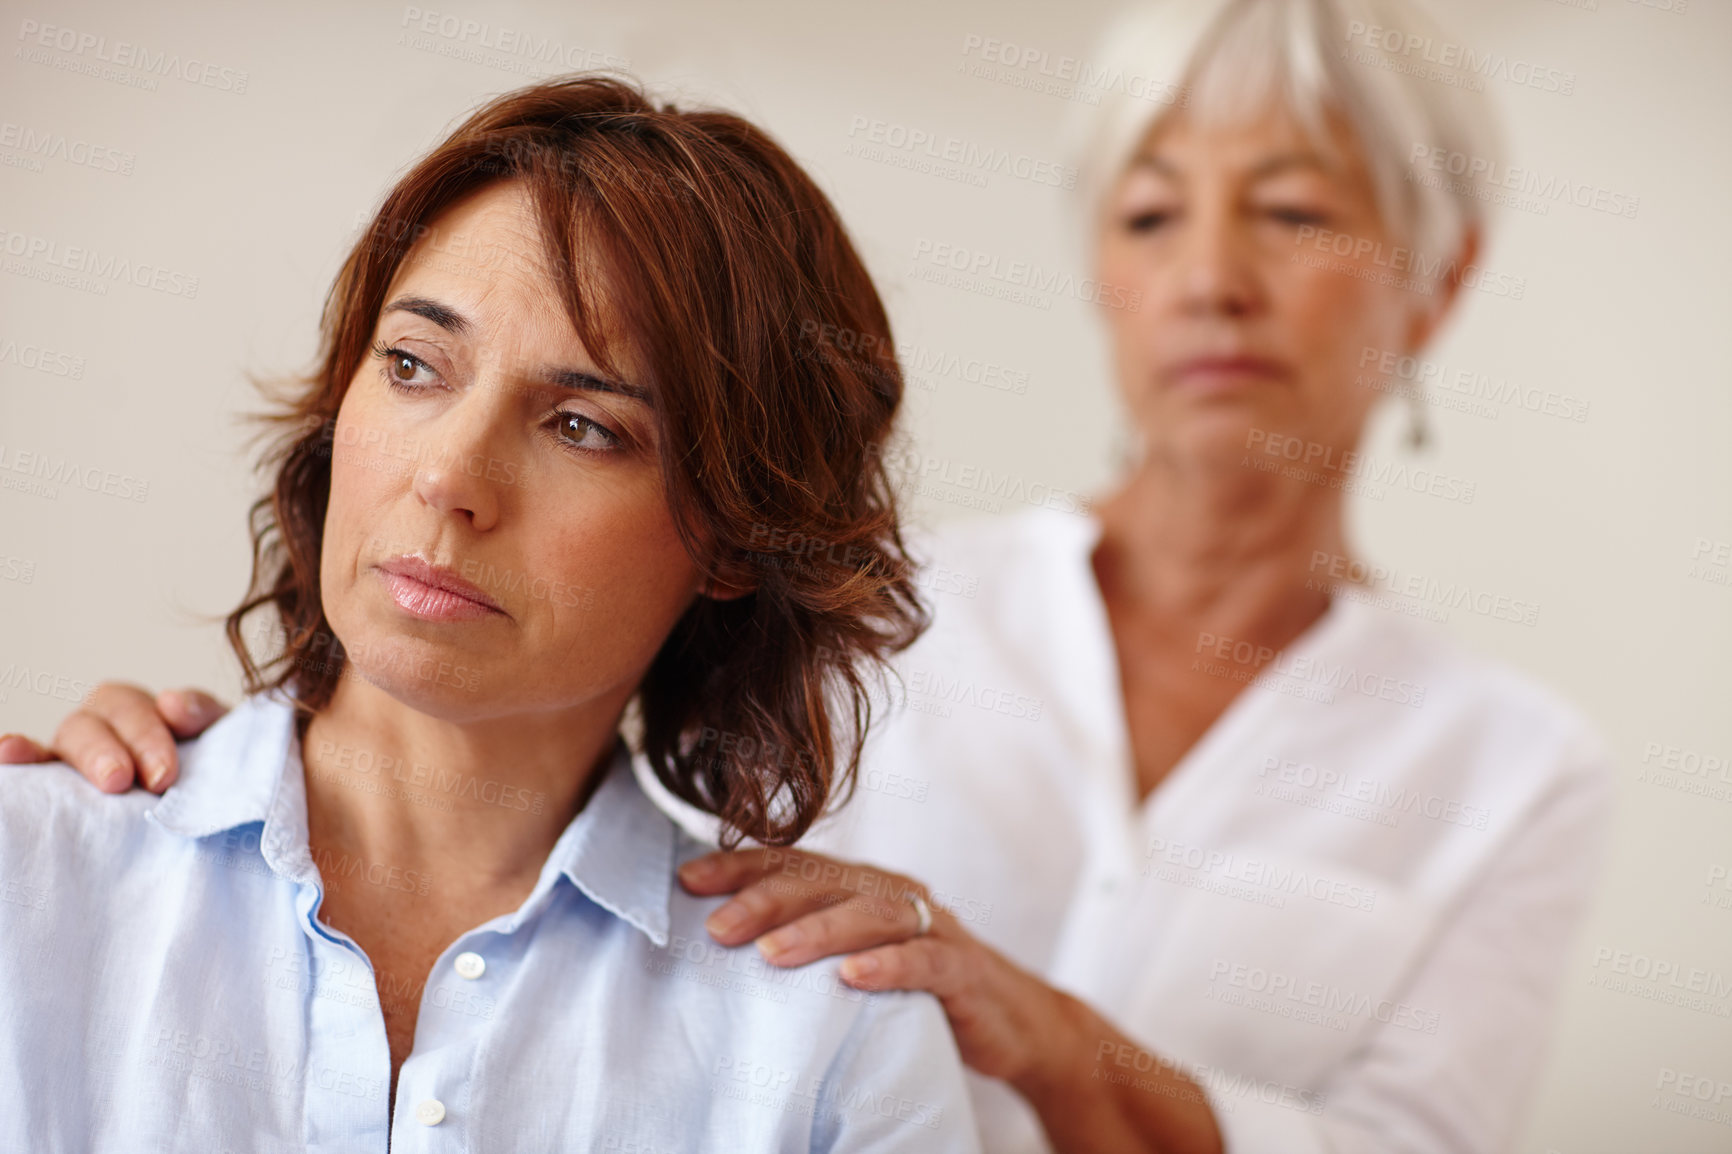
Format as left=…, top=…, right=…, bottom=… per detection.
left=757, top=925, right=804, bottom=957
left=705, top=903, right=747, bottom=938
left=142, top=755, right=171, bottom=791
left=169, top=691, right=218, bottom=722
left=679, top=858, right=717, bottom=883
left=842, top=955, right=878, bottom=980
left=95, top=757, right=127, bottom=791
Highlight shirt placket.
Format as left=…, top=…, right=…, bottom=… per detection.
left=386, top=932, right=497, bottom=1148
left=260, top=820, right=395, bottom=1152
left=385, top=878, right=564, bottom=1148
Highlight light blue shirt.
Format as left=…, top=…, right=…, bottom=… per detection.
left=0, top=692, right=979, bottom=1152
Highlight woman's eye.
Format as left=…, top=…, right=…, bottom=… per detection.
left=376, top=345, right=438, bottom=390
left=1124, top=210, right=1172, bottom=233
left=555, top=411, right=619, bottom=452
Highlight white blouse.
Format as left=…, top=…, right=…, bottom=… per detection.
left=785, top=506, right=1615, bottom=1154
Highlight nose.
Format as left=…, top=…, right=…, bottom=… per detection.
left=409, top=397, right=507, bottom=532
left=1175, top=201, right=1262, bottom=318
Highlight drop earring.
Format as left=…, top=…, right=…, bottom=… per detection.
left=1406, top=386, right=1430, bottom=450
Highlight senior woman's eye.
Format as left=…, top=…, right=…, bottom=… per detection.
left=552, top=410, right=621, bottom=454
left=1261, top=204, right=1330, bottom=227
left=1123, top=209, right=1173, bottom=233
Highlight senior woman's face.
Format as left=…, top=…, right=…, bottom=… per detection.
left=1096, top=105, right=1444, bottom=467
left=318, top=180, right=702, bottom=722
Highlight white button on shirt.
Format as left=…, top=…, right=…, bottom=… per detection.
left=0, top=693, right=980, bottom=1152
left=720, top=507, right=1612, bottom=1154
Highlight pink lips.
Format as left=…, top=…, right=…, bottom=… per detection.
left=376, top=556, right=504, bottom=623
left=1166, top=355, right=1291, bottom=394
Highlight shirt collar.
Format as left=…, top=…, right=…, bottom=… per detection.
left=540, top=742, right=675, bottom=948
left=146, top=689, right=297, bottom=838
left=147, top=691, right=675, bottom=948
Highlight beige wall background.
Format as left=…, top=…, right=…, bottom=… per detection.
left=2, top=1, right=1728, bottom=1149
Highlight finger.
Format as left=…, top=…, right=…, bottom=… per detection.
left=49, top=712, right=138, bottom=793
left=839, top=938, right=956, bottom=993
left=676, top=848, right=785, bottom=896
left=755, top=891, right=928, bottom=968
left=157, top=688, right=228, bottom=739
left=0, top=734, right=55, bottom=764
left=702, top=867, right=846, bottom=946
left=84, top=683, right=182, bottom=792
left=702, top=855, right=917, bottom=945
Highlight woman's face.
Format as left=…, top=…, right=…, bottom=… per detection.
left=1095, top=104, right=1456, bottom=471
left=319, top=180, right=702, bottom=723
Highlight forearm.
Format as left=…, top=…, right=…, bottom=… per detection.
left=1012, top=993, right=1222, bottom=1154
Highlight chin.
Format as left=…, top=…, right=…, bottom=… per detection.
left=1148, top=403, right=1277, bottom=466
left=337, top=630, right=489, bottom=714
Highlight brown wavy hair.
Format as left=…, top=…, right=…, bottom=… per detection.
left=226, top=74, right=926, bottom=846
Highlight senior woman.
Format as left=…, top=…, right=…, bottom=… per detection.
left=752, top=3, right=1608, bottom=1151
left=4, top=2, right=1612, bottom=1152
left=0, top=76, right=981, bottom=1150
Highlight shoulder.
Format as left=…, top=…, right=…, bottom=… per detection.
left=813, top=982, right=977, bottom=1147
left=903, top=507, right=1097, bottom=652
left=1337, top=601, right=1613, bottom=806
left=0, top=759, right=164, bottom=947
left=655, top=853, right=976, bottom=1150
left=911, top=506, right=1089, bottom=584
left=657, top=835, right=962, bottom=1046
left=0, top=759, right=159, bottom=860
left=0, top=692, right=291, bottom=880
left=1371, top=606, right=1603, bottom=751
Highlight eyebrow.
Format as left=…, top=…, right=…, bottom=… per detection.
left=382, top=295, right=652, bottom=405
left=1127, top=151, right=1334, bottom=181
left=385, top=295, right=471, bottom=336
left=542, top=367, right=652, bottom=405
left=1247, top=152, right=1334, bottom=180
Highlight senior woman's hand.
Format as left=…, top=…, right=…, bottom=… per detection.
left=678, top=848, right=1223, bottom=1154
left=0, top=682, right=227, bottom=792
left=680, top=847, right=1062, bottom=1081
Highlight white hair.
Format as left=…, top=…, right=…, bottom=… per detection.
left=1070, top=0, right=1503, bottom=267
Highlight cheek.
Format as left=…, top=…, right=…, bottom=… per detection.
left=322, top=395, right=411, bottom=592
left=1271, top=274, right=1406, bottom=435
left=1097, top=245, right=1161, bottom=364
left=1277, top=265, right=1400, bottom=372
left=1095, top=232, right=1135, bottom=284
left=515, top=485, right=698, bottom=657
left=1096, top=237, right=1154, bottom=313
